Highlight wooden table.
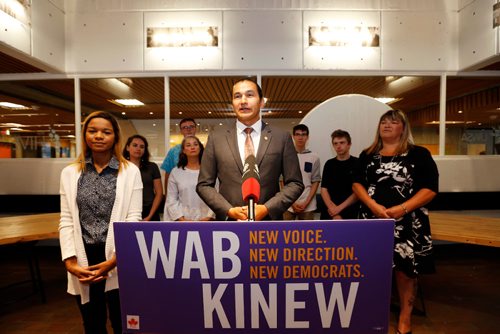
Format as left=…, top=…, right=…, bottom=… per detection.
left=0, top=212, right=60, bottom=245
left=3, top=211, right=498, bottom=247
left=0, top=212, right=60, bottom=303
left=430, top=211, right=500, bottom=247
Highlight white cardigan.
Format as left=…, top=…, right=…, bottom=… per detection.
left=59, top=161, right=143, bottom=304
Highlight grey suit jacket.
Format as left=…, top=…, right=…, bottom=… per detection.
left=196, top=121, right=304, bottom=220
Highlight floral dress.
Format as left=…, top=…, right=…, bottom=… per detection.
left=354, top=146, right=439, bottom=277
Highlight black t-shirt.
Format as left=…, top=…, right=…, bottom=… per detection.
left=140, top=161, right=161, bottom=206
left=321, top=156, right=359, bottom=206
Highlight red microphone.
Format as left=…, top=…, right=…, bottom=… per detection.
left=241, top=155, right=260, bottom=221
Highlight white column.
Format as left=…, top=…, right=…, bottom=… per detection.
left=164, top=75, right=170, bottom=155
left=74, top=77, right=82, bottom=157
left=439, top=73, right=446, bottom=156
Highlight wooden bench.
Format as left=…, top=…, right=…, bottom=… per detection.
left=429, top=211, right=500, bottom=247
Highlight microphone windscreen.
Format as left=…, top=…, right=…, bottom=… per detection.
left=242, top=177, right=260, bottom=202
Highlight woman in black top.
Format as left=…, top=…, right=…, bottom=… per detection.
left=123, top=134, right=163, bottom=221
left=352, top=110, right=439, bottom=334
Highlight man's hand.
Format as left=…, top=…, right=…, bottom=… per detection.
left=228, top=206, right=248, bottom=220
left=327, top=204, right=342, bottom=217
left=292, top=202, right=306, bottom=213
left=228, top=204, right=269, bottom=221
left=255, top=205, right=269, bottom=221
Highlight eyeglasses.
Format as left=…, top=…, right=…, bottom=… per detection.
left=180, top=125, right=196, bottom=130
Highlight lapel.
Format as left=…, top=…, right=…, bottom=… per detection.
left=225, top=124, right=244, bottom=173
left=257, top=122, right=271, bottom=165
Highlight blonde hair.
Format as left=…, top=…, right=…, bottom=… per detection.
left=76, top=111, right=128, bottom=171
left=365, top=109, right=414, bottom=155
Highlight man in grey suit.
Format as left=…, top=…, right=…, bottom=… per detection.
left=196, top=79, right=304, bottom=221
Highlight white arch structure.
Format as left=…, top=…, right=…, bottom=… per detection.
left=301, top=94, right=390, bottom=173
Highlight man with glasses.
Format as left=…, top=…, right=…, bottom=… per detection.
left=284, top=124, right=321, bottom=220
left=161, top=118, right=197, bottom=192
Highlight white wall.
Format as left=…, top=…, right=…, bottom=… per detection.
left=1, top=152, right=499, bottom=195
left=434, top=155, right=500, bottom=192
left=64, top=7, right=461, bottom=72
left=1, top=0, right=497, bottom=72
left=458, top=0, right=498, bottom=69
left=0, top=0, right=65, bottom=72
left=32, top=0, right=66, bottom=71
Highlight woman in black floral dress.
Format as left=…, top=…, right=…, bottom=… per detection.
left=353, top=110, right=439, bottom=334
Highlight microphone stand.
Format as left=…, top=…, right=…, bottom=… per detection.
left=247, top=198, right=256, bottom=221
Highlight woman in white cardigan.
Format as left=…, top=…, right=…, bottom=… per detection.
left=59, top=111, right=142, bottom=333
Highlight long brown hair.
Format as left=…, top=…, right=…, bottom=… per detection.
left=365, top=109, right=414, bottom=155
left=76, top=111, right=127, bottom=171
left=123, top=134, right=151, bottom=164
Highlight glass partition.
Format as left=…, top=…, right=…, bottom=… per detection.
left=80, top=77, right=165, bottom=158
left=261, top=75, right=441, bottom=153
left=445, top=76, right=500, bottom=155
left=1, top=74, right=498, bottom=159
left=0, top=79, right=75, bottom=158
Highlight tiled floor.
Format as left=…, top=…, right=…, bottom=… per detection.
left=1, top=243, right=499, bottom=334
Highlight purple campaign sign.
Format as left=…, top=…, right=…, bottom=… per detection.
left=114, top=220, right=394, bottom=334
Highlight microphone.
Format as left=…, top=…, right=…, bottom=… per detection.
left=241, top=154, right=260, bottom=221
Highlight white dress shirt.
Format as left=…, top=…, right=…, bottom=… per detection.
left=236, top=119, right=262, bottom=164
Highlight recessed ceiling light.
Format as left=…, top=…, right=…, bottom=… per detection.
left=375, top=97, right=398, bottom=104
left=121, top=112, right=126, bottom=115
left=458, top=110, right=463, bottom=114
left=425, top=120, right=477, bottom=125
left=0, top=102, right=30, bottom=110
left=108, top=99, right=144, bottom=107
left=1, top=122, right=23, bottom=127
left=149, top=112, right=153, bottom=115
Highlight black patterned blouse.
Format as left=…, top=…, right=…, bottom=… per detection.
left=77, top=155, right=118, bottom=245
left=354, top=145, right=439, bottom=277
